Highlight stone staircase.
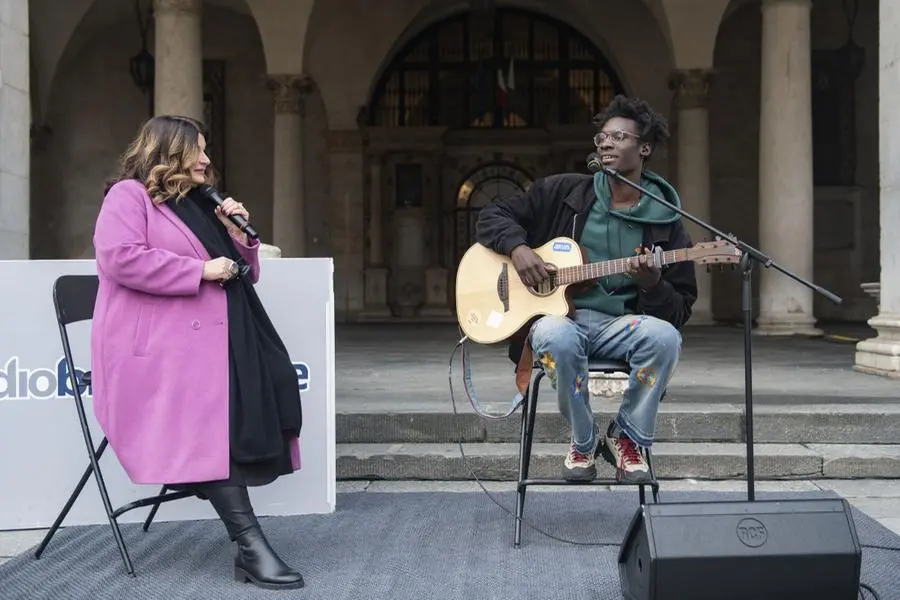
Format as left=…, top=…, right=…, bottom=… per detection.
left=336, top=377, right=900, bottom=482
left=332, top=323, right=900, bottom=482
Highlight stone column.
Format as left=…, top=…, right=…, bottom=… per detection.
left=0, top=0, right=29, bottom=258
left=755, top=0, right=821, bottom=336
left=853, top=1, right=900, bottom=378
left=266, top=74, right=314, bottom=257
left=153, top=0, right=203, bottom=121
left=669, top=68, right=714, bottom=326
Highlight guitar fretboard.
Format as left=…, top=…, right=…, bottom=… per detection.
left=555, top=249, right=691, bottom=284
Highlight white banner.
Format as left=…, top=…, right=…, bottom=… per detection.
left=0, top=258, right=336, bottom=529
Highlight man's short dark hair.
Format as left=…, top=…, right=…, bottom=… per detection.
left=592, top=94, right=670, bottom=152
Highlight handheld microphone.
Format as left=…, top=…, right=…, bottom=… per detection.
left=198, top=185, right=260, bottom=240
left=585, top=152, right=619, bottom=177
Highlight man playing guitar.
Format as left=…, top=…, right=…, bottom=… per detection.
left=474, top=95, right=698, bottom=484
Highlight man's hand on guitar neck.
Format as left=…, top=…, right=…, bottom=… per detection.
left=627, top=246, right=662, bottom=291
left=511, top=244, right=553, bottom=287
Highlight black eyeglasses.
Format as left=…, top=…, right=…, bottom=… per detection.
left=593, top=130, right=641, bottom=145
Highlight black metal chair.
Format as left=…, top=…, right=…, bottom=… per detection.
left=33, top=274, right=194, bottom=576
left=514, top=359, right=661, bottom=547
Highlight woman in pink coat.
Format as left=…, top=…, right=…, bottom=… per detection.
left=92, top=115, right=304, bottom=590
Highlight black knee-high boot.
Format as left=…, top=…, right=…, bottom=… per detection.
left=198, top=485, right=305, bottom=590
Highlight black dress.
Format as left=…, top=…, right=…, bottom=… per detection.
left=166, top=189, right=303, bottom=487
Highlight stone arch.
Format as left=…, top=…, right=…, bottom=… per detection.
left=721, top=0, right=758, bottom=24
left=637, top=0, right=675, bottom=68
left=29, top=0, right=93, bottom=124
left=453, top=161, right=533, bottom=262
left=365, top=6, right=628, bottom=129
left=246, top=0, right=315, bottom=73
left=33, top=0, right=267, bottom=122
left=706, top=1, right=763, bottom=320
left=31, top=0, right=272, bottom=259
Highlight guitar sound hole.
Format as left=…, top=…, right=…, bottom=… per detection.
left=529, top=265, right=558, bottom=297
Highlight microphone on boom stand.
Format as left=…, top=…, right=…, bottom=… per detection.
left=583, top=151, right=842, bottom=501
left=584, top=152, right=625, bottom=180
left=584, top=153, right=865, bottom=600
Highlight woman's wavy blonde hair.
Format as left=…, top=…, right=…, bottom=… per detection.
left=105, top=115, right=218, bottom=204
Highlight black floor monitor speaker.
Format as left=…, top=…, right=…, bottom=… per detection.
left=618, top=498, right=862, bottom=600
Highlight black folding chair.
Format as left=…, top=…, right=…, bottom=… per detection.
left=514, top=359, right=661, bottom=547
left=33, top=274, right=194, bottom=576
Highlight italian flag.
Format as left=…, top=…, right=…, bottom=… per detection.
left=497, top=57, right=515, bottom=107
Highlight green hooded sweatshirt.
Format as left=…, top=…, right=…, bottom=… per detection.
left=572, top=170, right=682, bottom=316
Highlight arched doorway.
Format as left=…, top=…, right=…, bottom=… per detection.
left=361, top=7, right=625, bottom=319
left=455, top=163, right=533, bottom=264
left=31, top=0, right=270, bottom=259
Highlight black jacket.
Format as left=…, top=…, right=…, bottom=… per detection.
left=474, top=172, right=698, bottom=363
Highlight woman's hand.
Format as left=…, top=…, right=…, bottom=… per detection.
left=202, top=256, right=239, bottom=283
left=215, top=196, right=250, bottom=244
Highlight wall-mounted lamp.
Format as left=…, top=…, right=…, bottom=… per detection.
left=129, top=0, right=154, bottom=115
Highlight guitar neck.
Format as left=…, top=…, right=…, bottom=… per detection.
left=557, top=248, right=692, bottom=285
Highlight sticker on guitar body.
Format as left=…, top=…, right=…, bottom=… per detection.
left=486, top=310, right=504, bottom=328
left=552, top=241, right=573, bottom=252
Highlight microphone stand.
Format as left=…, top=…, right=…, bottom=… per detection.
left=600, top=166, right=842, bottom=501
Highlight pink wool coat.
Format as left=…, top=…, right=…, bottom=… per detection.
left=91, top=179, right=300, bottom=485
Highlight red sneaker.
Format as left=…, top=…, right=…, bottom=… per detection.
left=601, top=423, right=652, bottom=484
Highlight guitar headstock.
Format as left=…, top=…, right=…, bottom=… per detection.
left=689, top=239, right=742, bottom=265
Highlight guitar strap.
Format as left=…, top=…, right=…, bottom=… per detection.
left=460, top=338, right=528, bottom=420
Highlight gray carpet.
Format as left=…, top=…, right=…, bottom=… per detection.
left=2, top=490, right=898, bottom=600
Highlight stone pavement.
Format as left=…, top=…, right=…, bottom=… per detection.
left=2, top=479, right=899, bottom=567
left=333, top=323, right=900, bottom=481
left=334, top=323, right=898, bottom=410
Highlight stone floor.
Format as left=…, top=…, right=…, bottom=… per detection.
left=333, top=322, right=899, bottom=411
left=329, top=322, right=900, bottom=481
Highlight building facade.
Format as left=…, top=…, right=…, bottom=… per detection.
left=0, top=0, right=897, bottom=377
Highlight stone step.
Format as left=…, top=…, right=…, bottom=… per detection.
left=336, top=401, right=900, bottom=445
left=335, top=442, right=900, bottom=481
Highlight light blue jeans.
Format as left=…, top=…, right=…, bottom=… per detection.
left=529, top=309, right=682, bottom=452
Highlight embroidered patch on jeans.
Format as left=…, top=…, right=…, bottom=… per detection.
left=574, top=372, right=586, bottom=395
left=540, top=352, right=558, bottom=385
left=626, top=316, right=646, bottom=333
left=636, top=367, right=657, bottom=388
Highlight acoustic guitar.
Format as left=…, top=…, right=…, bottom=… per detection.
left=455, top=236, right=741, bottom=344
